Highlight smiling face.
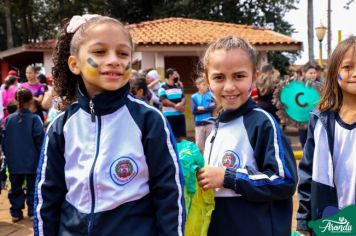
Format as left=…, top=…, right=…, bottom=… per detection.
left=338, top=46, right=356, bottom=97
left=206, top=48, right=257, bottom=110
left=68, top=22, right=132, bottom=98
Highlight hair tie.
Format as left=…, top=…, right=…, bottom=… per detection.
left=66, top=14, right=101, bottom=33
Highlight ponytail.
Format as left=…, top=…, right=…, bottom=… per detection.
left=15, top=88, right=33, bottom=123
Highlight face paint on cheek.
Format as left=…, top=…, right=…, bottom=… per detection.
left=87, top=58, right=98, bottom=68
left=338, top=74, right=343, bottom=81
left=123, top=62, right=132, bottom=81
left=85, top=66, right=98, bottom=77
left=85, top=58, right=99, bottom=77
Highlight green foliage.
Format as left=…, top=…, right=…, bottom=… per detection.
left=268, top=51, right=300, bottom=76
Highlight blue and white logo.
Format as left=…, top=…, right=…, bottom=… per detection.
left=110, top=156, right=138, bottom=185
left=220, top=150, right=240, bottom=169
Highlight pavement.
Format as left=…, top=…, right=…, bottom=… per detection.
left=0, top=189, right=33, bottom=236
left=0, top=126, right=302, bottom=236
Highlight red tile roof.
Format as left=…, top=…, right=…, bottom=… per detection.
left=25, top=39, right=56, bottom=50
left=9, top=18, right=301, bottom=51
left=128, top=17, right=301, bottom=47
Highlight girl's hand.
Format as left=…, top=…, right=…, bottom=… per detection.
left=197, top=167, right=225, bottom=190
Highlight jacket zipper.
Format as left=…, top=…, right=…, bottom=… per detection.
left=87, top=101, right=101, bottom=235
left=89, top=100, right=95, bottom=122
left=208, top=117, right=220, bottom=165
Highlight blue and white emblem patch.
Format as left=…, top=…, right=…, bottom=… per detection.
left=110, top=156, right=138, bottom=185
left=220, top=150, right=240, bottom=169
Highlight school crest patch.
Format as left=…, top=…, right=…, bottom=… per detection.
left=110, top=157, right=138, bottom=185
left=221, top=150, right=240, bottom=168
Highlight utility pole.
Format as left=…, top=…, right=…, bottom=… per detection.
left=327, top=0, right=332, bottom=57
left=308, top=0, right=314, bottom=63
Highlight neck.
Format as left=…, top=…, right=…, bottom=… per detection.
left=28, top=79, right=38, bottom=85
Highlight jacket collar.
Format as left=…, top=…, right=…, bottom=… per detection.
left=16, top=108, right=31, bottom=114
left=219, top=98, right=258, bottom=123
left=311, top=109, right=336, bottom=156
left=77, top=82, right=130, bottom=116
left=311, top=109, right=336, bottom=129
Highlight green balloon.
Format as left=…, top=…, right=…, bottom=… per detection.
left=280, top=81, right=321, bottom=123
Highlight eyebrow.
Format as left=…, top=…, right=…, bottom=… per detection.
left=210, top=72, right=223, bottom=77
left=88, top=42, right=131, bottom=49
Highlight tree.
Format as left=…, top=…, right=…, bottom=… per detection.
left=4, top=0, right=13, bottom=48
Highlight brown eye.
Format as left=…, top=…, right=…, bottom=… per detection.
left=212, top=76, right=223, bottom=81
left=93, top=50, right=105, bottom=55
left=343, top=65, right=352, bottom=71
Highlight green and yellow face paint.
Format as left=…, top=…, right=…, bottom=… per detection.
left=123, top=61, right=132, bottom=81
left=85, top=57, right=99, bottom=77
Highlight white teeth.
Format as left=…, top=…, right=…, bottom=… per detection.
left=104, top=72, right=118, bottom=76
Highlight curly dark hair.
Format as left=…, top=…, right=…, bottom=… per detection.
left=52, top=16, right=133, bottom=109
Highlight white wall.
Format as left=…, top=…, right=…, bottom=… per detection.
left=43, top=51, right=54, bottom=76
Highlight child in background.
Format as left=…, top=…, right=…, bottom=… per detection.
left=191, top=75, right=216, bottom=153
left=130, top=77, right=150, bottom=103
left=2, top=75, right=18, bottom=109
left=298, top=62, right=322, bottom=148
left=196, top=36, right=297, bottom=235
left=34, top=15, right=184, bottom=236
left=2, top=88, right=44, bottom=222
left=255, top=64, right=280, bottom=122
left=297, top=36, right=356, bottom=236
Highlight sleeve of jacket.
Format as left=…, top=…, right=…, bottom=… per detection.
left=33, top=115, right=45, bottom=154
left=191, top=95, right=214, bottom=115
left=34, top=115, right=67, bottom=236
left=223, top=112, right=298, bottom=202
left=2, top=118, right=9, bottom=157
left=296, top=114, right=318, bottom=232
left=142, top=111, right=185, bottom=236
left=191, top=95, right=199, bottom=115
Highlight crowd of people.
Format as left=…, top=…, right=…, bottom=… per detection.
left=0, top=14, right=355, bottom=236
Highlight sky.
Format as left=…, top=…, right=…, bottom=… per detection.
left=285, top=0, right=356, bottom=65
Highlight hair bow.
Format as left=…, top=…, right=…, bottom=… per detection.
left=66, top=14, right=101, bottom=33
